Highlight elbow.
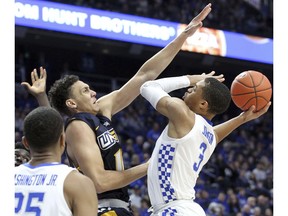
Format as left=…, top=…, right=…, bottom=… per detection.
left=140, top=80, right=153, bottom=96
left=94, top=180, right=110, bottom=194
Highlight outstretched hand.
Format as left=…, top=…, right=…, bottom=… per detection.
left=21, top=67, right=47, bottom=97
left=188, top=71, right=225, bottom=85
left=184, top=3, right=212, bottom=36
left=240, top=102, right=272, bottom=123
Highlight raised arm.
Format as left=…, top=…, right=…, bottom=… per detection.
left=21, top=67, right=50, bottom=107
left=99, top=3, right=212, bottom=118
left=213, top=102, right=271, bottom=144
left=140, top=71, right=224, bottom=138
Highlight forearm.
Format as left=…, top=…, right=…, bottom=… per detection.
left=35, top=92, right=51, bottom=107
left=213, top=115, right=246, bottom=144
left=95, top=162, right=148, bottom=193
left=140, top=76, right=190, bottom=108
left=138, top=32, right=190, bottom=80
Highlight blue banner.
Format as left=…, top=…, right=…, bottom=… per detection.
left=15, top=0, right=273, bottom=64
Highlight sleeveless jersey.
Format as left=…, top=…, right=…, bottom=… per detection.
left=15, top=163, right=76, bottom=216
left=148, top=114, right=216, bottom=207
left=65, top=112, right=130, bottom=202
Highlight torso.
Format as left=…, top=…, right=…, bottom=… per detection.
left=65, top=112, right=130, bottom=202
left=15, top=163, right=75, bottom=216
left=148, top=114, right=216, bottom=207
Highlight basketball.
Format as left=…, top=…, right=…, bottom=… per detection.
left=230, top=70, right=272, bottom=111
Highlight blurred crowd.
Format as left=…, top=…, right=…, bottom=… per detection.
left=49, top=0, right=273, bottom=38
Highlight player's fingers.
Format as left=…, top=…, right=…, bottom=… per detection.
left=185, top=22, right=202, bottom=33
left=34, top=69, right=39, bottom=80
left=193, top=3, right=212, bottom=22
left=21, top=82, right=31, bottom=90
left=31, top=69, right=36, bottom=83
left=259, top=102, right=271, bottom=114
left=218, top=77, right=225, bottom=82
left=39, top=66, right=46, bottom=79
left=39, top=67, right=43, bottom=78
left=248, top=105, right=256, bottom=113
left=43, top=68, right=47, bottom=80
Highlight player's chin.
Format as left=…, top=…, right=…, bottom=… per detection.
left=182, top=93, right=187, bottom=100
left=93, top=106, right=100, bottom=113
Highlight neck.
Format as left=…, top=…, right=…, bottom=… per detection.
left=202, top=113, right=214, bottom=121
left=28, top=152, right=61, bottom=166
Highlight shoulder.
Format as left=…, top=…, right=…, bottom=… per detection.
left=64, top=170, right=95, bottom=197
left=65, top=170, right=93, bottom=186
left=64, top=170, right=97, bottom=209
left=66, top=113, right=100, bottom=130
left=166, top=98, right=195, bottom=123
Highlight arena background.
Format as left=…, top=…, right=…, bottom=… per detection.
left=10, top=0, right=285, bottom=215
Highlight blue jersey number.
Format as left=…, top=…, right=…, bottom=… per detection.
left=193, top=142, right=207, bottom=172
left=15, top=192, right=44, bottom=215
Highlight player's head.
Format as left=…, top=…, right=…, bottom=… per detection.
left=48, top=75, right=99, bottom=116
left=22, top=107, right=64, bottom=153
left=183, top=77, right=231, bottom=116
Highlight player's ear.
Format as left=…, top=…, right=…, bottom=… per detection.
left=59, top=132, right=65, bottom=149
left=21, top=136, right=30, bottom=150
left=66, top=99, right=77, bottom=109
left=199, top=100, right=208, bottom=111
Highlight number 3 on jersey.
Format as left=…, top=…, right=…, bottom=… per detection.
left=193, top=142, right=207, bottom=172
left=15, top=192, right=44, bottom=215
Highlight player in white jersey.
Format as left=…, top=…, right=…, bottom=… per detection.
left=15, top=107, right=98, bottom=216
left=140, top=73, right=271, bottom=215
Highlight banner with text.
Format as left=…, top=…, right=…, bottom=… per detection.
left=15, top=0, right=273, bottom=64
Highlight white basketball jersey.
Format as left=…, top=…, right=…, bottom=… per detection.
left=15, top=163, right=76, bottom=216
left=148, top=114, right=216, bottom=207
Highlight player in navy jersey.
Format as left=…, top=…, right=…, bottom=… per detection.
left=140, top=73, right=271, bottom=215
left=15, top=107, right=98, bottom=215
left=21, top=4, right=213, bottom=215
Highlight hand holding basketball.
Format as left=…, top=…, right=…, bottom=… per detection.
left=230, top=70, right=272, bottom=111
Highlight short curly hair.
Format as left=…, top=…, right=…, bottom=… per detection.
left=48, top=75, right=79, bottom=116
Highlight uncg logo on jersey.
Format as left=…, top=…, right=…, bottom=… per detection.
left=97, top=129, right=119, bottom=150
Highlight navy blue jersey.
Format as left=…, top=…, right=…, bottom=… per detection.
left=65, top=112, right=130, bottom=202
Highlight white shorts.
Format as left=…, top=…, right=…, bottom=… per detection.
left=150, top=200, right=206, bottom=216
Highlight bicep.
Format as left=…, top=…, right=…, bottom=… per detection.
left=98, top=75, right=146, bottom=116
left=66, top=122, right=105, bottom=185
left=156, top=97, right=190, bottom=125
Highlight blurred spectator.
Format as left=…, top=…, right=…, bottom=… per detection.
left=139, top=198, right=150, bottom=216
left=130, top=185, right=142, bottom=209
left=227, top=192, right=241, bottom=215
left=146, top=122, right=161, bottom=147
left=241, top=204, right=252, bottom=216
left=246, top=196, right=257, bottom=214
left=211, top=192, right=229, bottom=214
left=15, top=142, right=30, bottom=166
left=196, top=189, right=210, bottom=211
left=252, top=161, right=267, bottom=182
left=207, top=201, right=225, bottom=216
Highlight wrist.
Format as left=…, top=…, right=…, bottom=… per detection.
left=187, top=75, right=200, bottom=85
left=35, top=92, right=47, bottom=99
